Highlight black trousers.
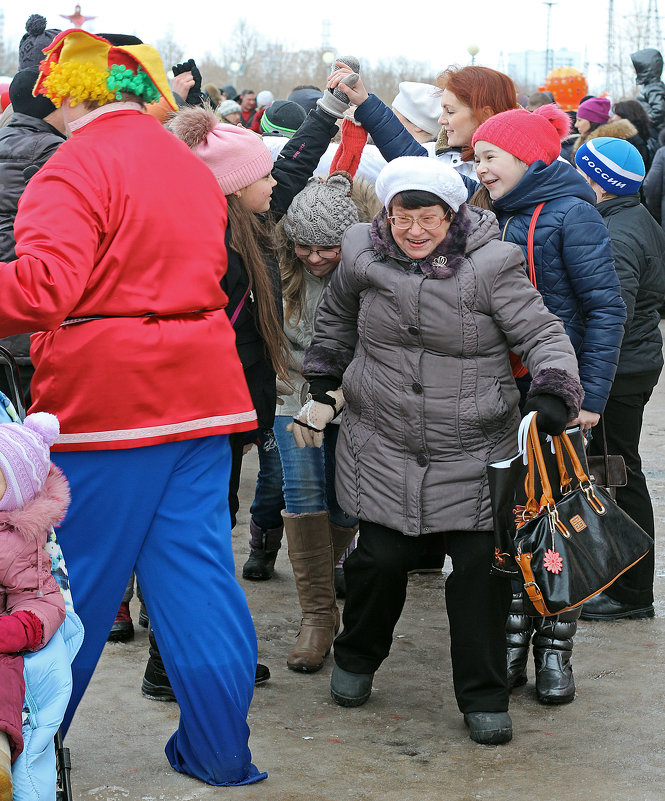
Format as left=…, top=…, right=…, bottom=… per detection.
left=588, top=388, right=656, bottom=606
left=333, top=521, right=512, bottom=714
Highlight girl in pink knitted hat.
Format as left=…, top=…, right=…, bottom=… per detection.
left=472, top=105, right=626, bottom=708
left=0, top=412, right=68, bottom=801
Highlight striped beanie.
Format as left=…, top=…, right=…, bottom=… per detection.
left=260, top=100, right=306, bottom=137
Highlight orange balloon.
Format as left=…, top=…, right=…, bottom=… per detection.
left=541, top=67, right=588, bottom=111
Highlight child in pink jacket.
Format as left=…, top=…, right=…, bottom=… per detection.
left=0, top=412, right=68, bottom=801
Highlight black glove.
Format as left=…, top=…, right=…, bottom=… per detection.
left=523, top=393, right=568, bottom=436
left=172, top=58, right=204, bottom=106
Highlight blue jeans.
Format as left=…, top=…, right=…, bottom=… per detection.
left=272, top=415, right=357, bottom=529
left=249, top=428, right=285, bottom=530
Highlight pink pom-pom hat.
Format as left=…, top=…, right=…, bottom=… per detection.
left=0, top=412, right=60, bottom=511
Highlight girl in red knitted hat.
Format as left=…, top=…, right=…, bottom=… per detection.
left=472, top=105, right=626, bottom=707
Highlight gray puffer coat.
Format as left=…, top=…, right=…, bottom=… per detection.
left=303, top=205, right=583, bottom=536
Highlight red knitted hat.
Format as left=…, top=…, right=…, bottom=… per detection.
left=472, top=104, right=571, bottom=166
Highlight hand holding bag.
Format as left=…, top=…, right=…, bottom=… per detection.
left=489, top=417, right=589, bottom=577
left=513, top=414, right=652, bottom=617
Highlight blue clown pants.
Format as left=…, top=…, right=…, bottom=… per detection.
left=52, top=435, right=266, bottom=786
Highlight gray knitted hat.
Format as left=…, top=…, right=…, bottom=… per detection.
left=217, top=99, right=242, bottom=118
left=19, top=15, right=61, bottom=70
left=283, top=172, right=359, bottom=246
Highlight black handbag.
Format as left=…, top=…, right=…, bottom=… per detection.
left=488, top=422, right=589, bottom=578
left=509, top=415, right=653, bottom=617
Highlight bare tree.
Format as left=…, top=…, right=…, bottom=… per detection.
left=608, top=1, right=652, bottom=100
left=156, top=29, right=184, bottom=73
left=364, top=58, right=435, bottom=104
left=0, top=47, right=17, bottom=77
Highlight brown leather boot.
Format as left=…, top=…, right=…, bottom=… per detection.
left=284, top=510, right=336, bottom=672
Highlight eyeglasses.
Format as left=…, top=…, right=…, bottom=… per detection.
left=294, top=245, right=341, bottom=259
left=387, top=214, right=449, bottom=230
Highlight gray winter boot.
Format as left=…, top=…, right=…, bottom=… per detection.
left=533, top=607, right=581, bottom=704
left=242, top=517, right=284, bottom=581
left=506, top=591, right=534, bottom=689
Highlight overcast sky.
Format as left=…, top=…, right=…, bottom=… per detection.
left=5, top=1, right=653, bottom=91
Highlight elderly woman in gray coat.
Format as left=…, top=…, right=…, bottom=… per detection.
left=292, top=157, right=583, bottom=746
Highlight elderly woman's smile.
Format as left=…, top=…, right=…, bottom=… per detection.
left=388, top=201, right=452, bottom=259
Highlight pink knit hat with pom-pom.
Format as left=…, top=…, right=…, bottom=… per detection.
left=169, top=106, right=273, bottom=195
left=472, top=104, right=571, bottom=166
left=0, top=412, right=60, bottom=511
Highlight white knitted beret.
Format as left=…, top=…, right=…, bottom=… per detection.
left=392, top=81, right=442, bottom=137
left=375, top=156, right=468, bottom=212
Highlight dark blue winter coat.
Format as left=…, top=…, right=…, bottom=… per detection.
left=492, top=159, right=626, bottom=413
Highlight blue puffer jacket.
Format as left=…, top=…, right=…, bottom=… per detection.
left=492, top=160, right=627, bottom=413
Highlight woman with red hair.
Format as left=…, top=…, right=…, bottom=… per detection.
left=327, top=62, right=518, bottom=191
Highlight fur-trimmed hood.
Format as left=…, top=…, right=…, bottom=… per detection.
left=369, top=204, right=498, bottom=279
left=0, top=465, right=70, bottom=543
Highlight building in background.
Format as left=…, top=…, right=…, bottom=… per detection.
left=507, top=48, right=584, bottom=90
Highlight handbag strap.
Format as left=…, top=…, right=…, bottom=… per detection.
left=599, top=414, right=611, bottom=482
left=552, top=436, right=572, bottom=494
left=527, top=416, right=556, bottom=505
left=527, top=202, right=545, bottom=287
left=554, top=430, right=591, bottom=486
left=229, top=285, right=251, bottom=327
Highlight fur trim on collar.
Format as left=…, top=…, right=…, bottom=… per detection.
left=591, top=118, right=639, bottom=141
left=0, top=465, right=70, bottom=543
left=572, top=118, right=640, bottom=157
left=369, top=205, right=472, bottom=279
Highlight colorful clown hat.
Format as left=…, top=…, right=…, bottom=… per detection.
left=34, top=28, right=176, bottom=110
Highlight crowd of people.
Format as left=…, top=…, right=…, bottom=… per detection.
left=0, top=10, right=663, bottom=796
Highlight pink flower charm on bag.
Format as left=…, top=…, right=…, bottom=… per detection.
left=544, top=548, right=563, bottom=574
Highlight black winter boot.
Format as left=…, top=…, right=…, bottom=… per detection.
left=532, top=607, right=580, bottom=704
left=506, top=591, right=534, bottom=689
left=142, top=626, right=176, bottom=702
left=242, top=518, right=284, bottom=580
left=142, top=627, right=271, bottom=700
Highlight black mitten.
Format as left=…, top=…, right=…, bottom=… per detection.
left=186, top=59, right=203, bottom=105
left=523, top=393, right=568, bottom=436
left=171, top=59, right=193, bottom=77
left=172, top=58, right=204, bottom=106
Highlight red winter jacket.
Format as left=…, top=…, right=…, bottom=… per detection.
left=0, top=106, right=256, bottom=450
